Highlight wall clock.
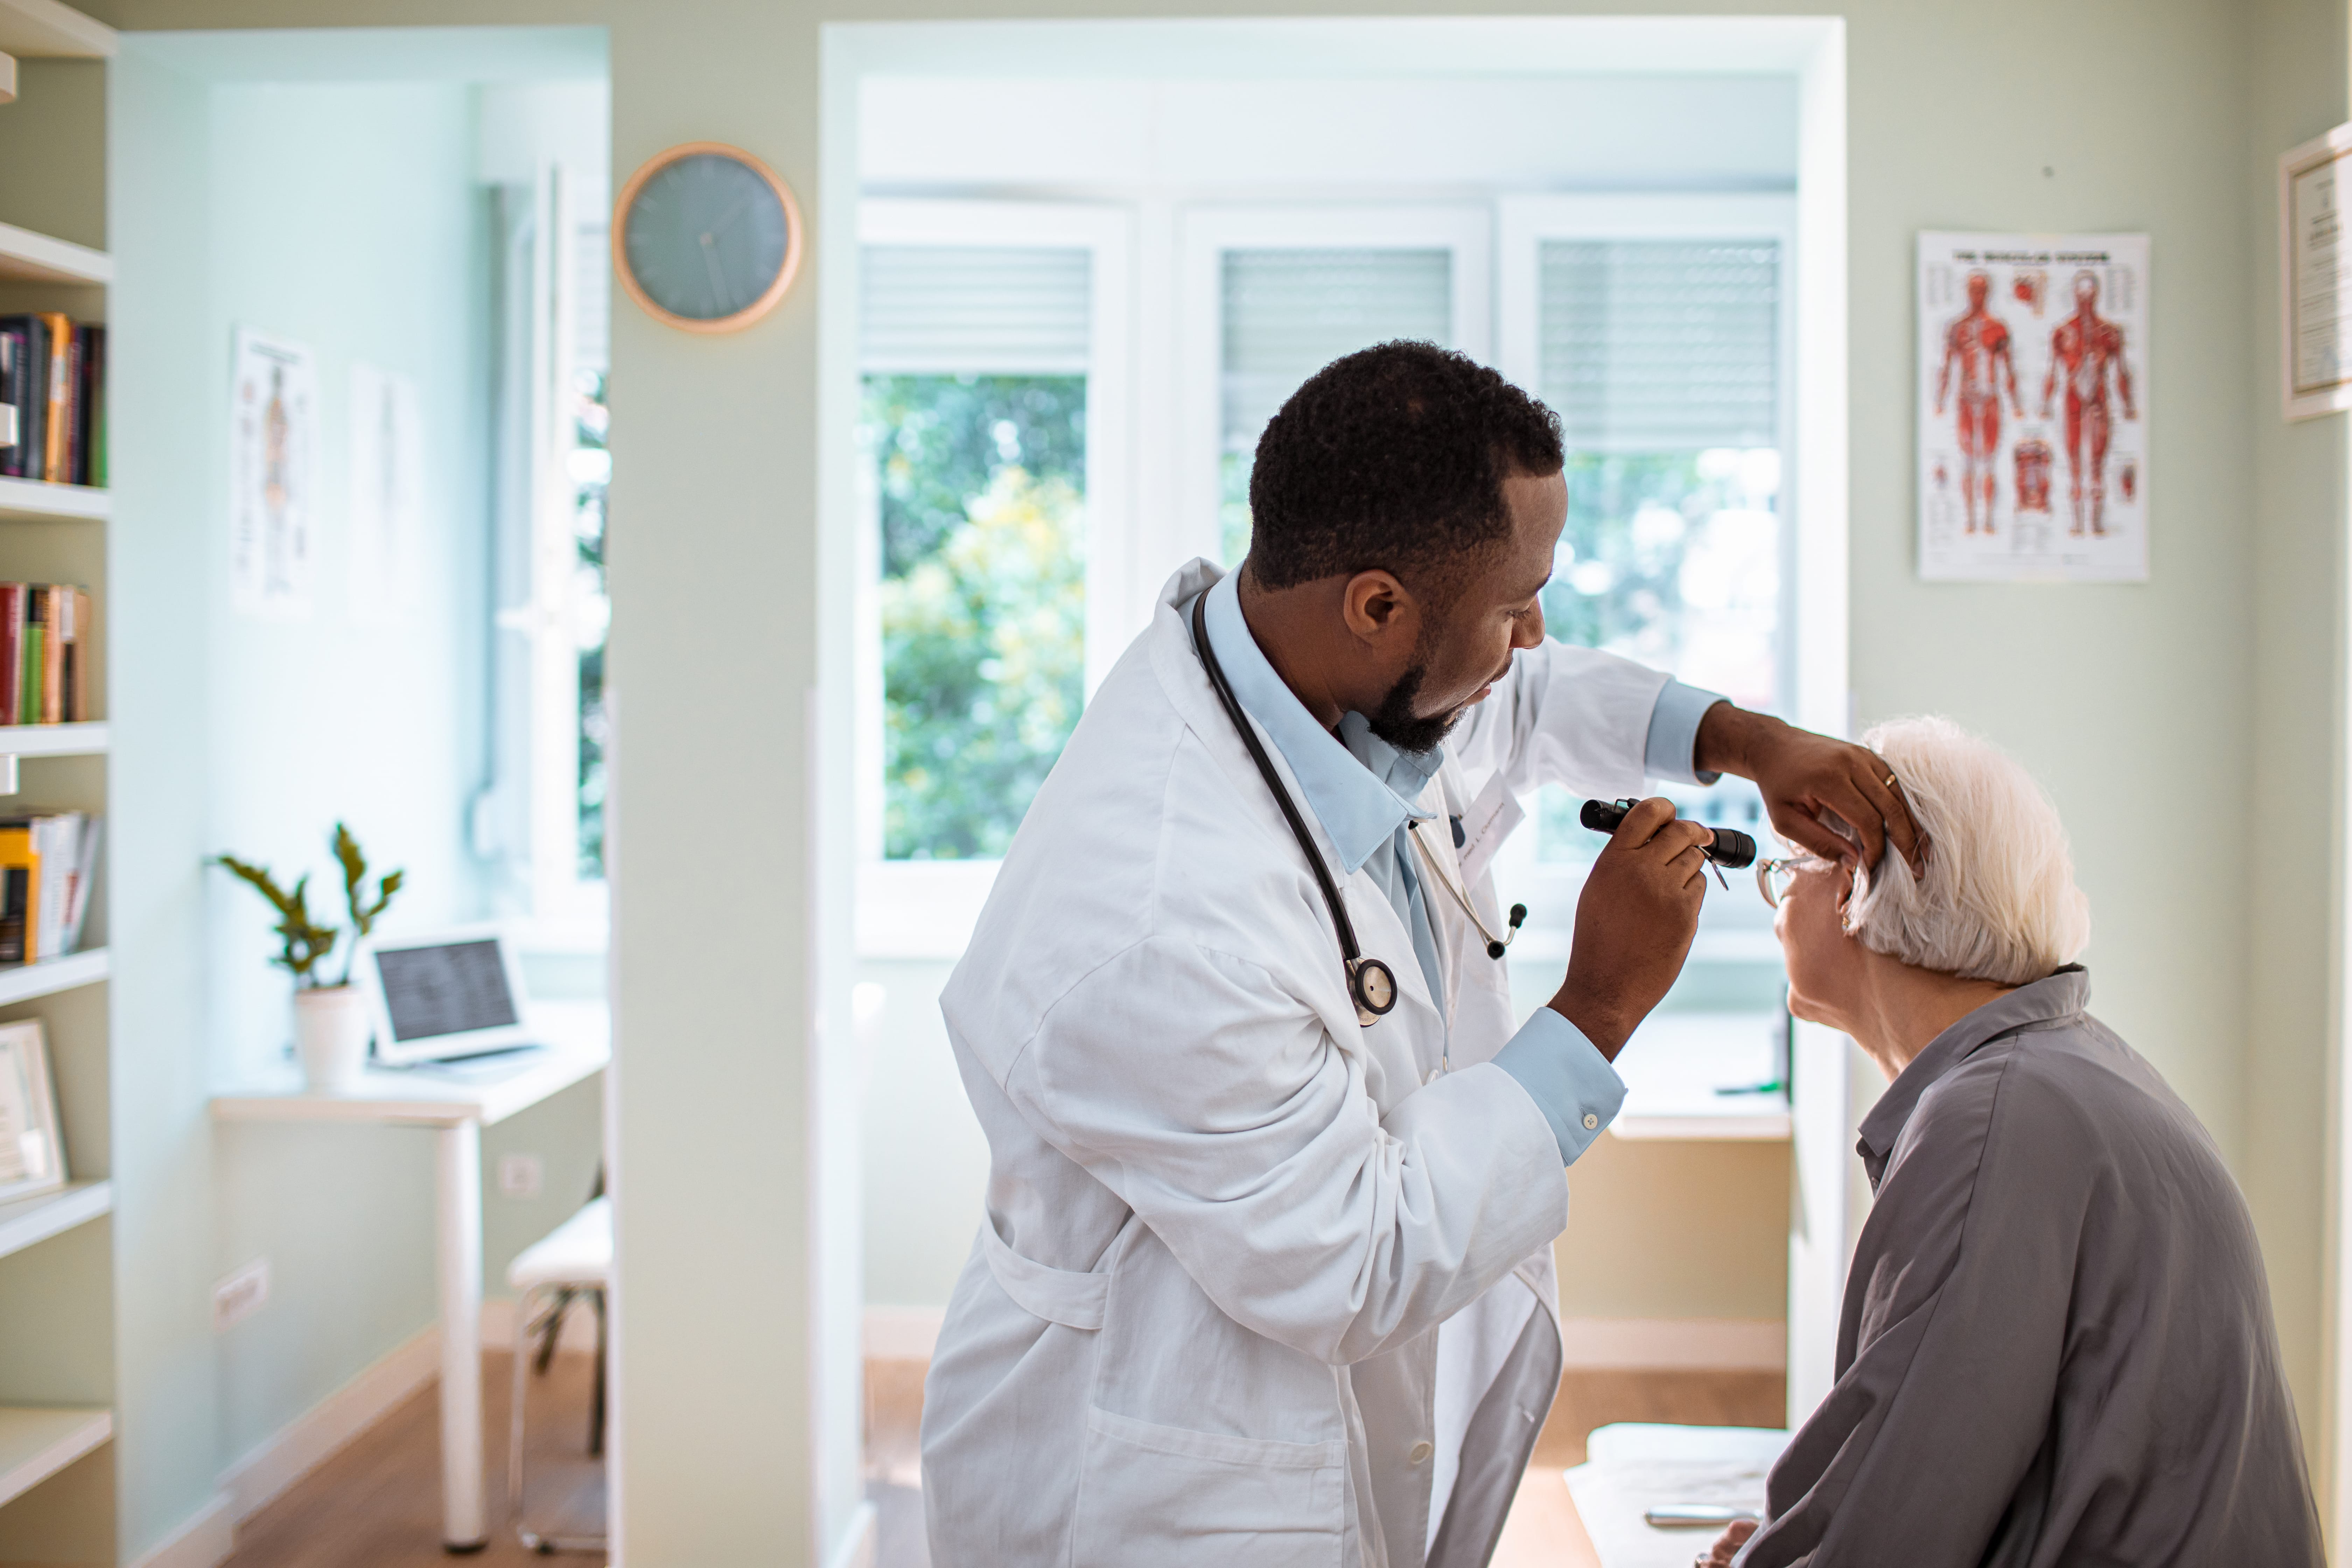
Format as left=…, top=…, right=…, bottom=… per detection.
left=614, top=142, right=804, bottom=334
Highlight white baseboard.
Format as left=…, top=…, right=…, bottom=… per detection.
left=825, top=1499, right=878, bottom=1568
left=1557, top=1316, right=1785, bottom=1372
left=130, top=1491, right=233, bottom=1568
left=864, top=1305, right=944, bottom=1362
left=220, top=1323, right=443, bottom=1522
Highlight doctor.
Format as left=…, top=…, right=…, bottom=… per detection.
left=922, top=343, right=1920, bottom=1567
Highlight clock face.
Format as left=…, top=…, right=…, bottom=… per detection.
left=620, top=149, right=797, bottom=328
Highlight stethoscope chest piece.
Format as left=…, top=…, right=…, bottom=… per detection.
left=1348, top=957, right=1398, bottom=1026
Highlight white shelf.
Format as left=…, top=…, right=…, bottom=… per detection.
left=0, top=721, right=106, bottom=758
left=0, top=1178, right=107, bottom=1261
left=0, top=0, right=113, bottom=60
left=0, top=946, right=104, bottom=1003
left=0, top=221, right=109, bottom=286
left=0, top=1405, right=110, bottom=1510
left=0, top=476, right=107, bottom=520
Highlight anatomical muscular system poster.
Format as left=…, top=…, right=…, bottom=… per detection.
left=1917, top=231, right=2149, bottom=582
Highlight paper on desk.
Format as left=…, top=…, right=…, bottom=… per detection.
left=1565, top=1423, right=1790, bottom=1568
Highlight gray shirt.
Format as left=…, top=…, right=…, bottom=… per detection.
left=1741, top=967, right=2323, bottom=1568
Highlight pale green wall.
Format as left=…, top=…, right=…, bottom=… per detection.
left=84, top=1, right=2352, bottom=1564
left=2246, top=0, right=2349, bottom=1483
left=107, top=40, right=614, bottom=1558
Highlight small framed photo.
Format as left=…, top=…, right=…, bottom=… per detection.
left=0, top=1020, right=64, bottom=1202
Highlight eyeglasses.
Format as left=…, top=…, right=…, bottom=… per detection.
left=1756, top=854, right=1834, bottom=909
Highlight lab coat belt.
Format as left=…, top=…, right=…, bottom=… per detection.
left=980, top=1214, right=1118, bottom=1331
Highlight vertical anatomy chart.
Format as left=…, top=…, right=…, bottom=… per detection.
left=347, top=362, right=424, bottom=627
left=230, top=328, right=318, bottom=619
left=1917, top=232, right=2150, bottom=582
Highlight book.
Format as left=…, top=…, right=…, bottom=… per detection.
left=0, top=823, right=43, bottom=965
left=36, top=312, right=69, bottom=484
left=59, top=816, right=96, bottom=953
left=55, top=588, right=86, bottom=723
left=73, top=326, right=103, bottom=487
left=0, top=316, right=47, bottom=483
left=39, top=587, right=65, bottom=724
left=22, top=590, right=46, bottom=729
left=0, top=585, right=24, bottom=728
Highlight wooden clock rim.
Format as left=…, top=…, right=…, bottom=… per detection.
left=612, top=140, right=805, bottom=336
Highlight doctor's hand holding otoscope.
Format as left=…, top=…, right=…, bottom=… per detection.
left=1543, top=796, right=1737, bottom=1062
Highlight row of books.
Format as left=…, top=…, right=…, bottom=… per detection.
left=0, top=315, right=104, bottom=488
left=0, top=811, right=98, bottom=965
left=0, top=586, right=91, bottom=726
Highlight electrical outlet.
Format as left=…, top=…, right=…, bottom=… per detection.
left=498, top=1153, right=543, bottom=1200
left=214, top=1259, right=270, bottom=1332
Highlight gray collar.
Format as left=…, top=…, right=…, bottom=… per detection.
left=1855, top=966, right=2091, bottom=1176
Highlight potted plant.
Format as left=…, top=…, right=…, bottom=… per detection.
left=218, top=823, right=404, bottom=1091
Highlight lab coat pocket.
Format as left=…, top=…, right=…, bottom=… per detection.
left=1070, top=1406, right=1346, bottom=1567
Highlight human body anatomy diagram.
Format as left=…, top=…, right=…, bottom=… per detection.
left=1917, top=233, right=2149, bottom=582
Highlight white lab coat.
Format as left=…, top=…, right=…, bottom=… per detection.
left=922, top=559, right=1671, bottom=1567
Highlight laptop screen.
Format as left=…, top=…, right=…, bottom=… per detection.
left=374, top=939, right=521, bottom=1042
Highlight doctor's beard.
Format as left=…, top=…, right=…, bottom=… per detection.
left=1365, top=662, right=1464, bottom=757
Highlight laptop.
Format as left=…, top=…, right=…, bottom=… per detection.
left=356, top=925, right=538, bottom=1066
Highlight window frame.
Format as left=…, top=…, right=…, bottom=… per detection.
left=1486, top=192, right=1802, bottom=952
left=853, top=198, right=1135, bottom=959
left=1175, top=203, right=1495, bottom=566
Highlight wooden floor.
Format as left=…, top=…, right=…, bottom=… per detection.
left=222, top=1349, right=1778, bottom=1567
left=865, top=1358, right=1783, bottom=1568
left=224, top=1350, right=606, bottom=1568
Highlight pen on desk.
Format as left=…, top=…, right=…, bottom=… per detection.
left=1645, top=1504, right=1761, bottom=1528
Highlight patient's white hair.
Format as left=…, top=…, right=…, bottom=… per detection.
left=1837, top=716, right=2090, bottom=986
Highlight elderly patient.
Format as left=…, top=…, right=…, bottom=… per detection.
left=1707, top=715, right=2320, bottom=1568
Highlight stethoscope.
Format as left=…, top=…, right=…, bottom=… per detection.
left=1191, top=593, right=1526, bottom=1030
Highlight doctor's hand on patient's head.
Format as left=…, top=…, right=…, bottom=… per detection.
left=1549, top=797, right=1711, bottom=1062
left=1696, top=705, right=1926, bottom=881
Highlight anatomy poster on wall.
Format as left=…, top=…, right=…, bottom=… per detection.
left=347, top=362, right=424, bottom=626
left=1917, top=232, right=2150, bottom=582
left=230, top=327, right=318, bottom=618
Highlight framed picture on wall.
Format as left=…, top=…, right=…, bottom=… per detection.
left=2281, top=122, right=2352, bottom=420
left=1917, top=231, right=2150, bottom=582
left=0, top=1020, right=64, bottom=1203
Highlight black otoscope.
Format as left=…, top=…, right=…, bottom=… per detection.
left=1578, top=798, right=1758, bottom=879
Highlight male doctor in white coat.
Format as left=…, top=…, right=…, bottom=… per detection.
left=922, top=343, right=1921, bottom=1567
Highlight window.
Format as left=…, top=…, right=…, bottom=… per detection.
left=481, top=163, right=610, bottom=927
left=1499, top=197, right=1794, bottom=880
left=854, top=202, right=1131, bottom=952
left=1180, top=206, right=1490, bottom=565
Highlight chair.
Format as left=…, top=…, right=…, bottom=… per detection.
left=506, top=1196, right=612, bottom=1554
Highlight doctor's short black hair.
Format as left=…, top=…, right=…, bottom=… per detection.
left=1242, top=341, right=1564, bottom=596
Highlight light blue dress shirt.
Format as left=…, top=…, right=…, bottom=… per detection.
left=1198, top=572, right=1725, bottom=1164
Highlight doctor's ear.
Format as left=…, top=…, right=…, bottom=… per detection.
left=1342, top=570, right=1417, bottom=642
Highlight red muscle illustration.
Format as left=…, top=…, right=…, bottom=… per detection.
left=1934, top=271, right=2024, bottom=536
left=2039, top=270, right=2138, bottom=538
left=2014, top=439, right=2053, bottom=516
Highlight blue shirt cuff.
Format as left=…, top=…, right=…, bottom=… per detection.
left=1643, top=680, right=1728, bottom=786
left=1491, top=1007, right=1628, bottom=1164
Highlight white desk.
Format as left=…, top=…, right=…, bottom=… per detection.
left=1564, top=1423, right=1789, bottom=1568
left=212, top=1001, right=608, bottom=1552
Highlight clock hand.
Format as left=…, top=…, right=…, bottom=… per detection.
left=699, top=232, right=734, bottom=315
left=708, top=194, right=757, bottom=240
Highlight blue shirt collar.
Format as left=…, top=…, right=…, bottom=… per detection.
left=1201, top=570, right=1441, bottom=875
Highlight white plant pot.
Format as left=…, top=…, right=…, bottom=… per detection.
left=293, top=985, right=371, bottom=1092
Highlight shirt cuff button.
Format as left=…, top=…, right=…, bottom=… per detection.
left=1408, top=1441, right=1434, bottom=1465
left=1582, top=1112, right=1600, bottom=1130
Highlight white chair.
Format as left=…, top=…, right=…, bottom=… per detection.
left=506, top=1196, right=611, bottom=1554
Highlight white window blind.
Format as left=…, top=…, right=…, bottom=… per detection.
left=861, top=245, right=1092, bottom=375
left=1538, top=239, right=1779, bottom=451
left=1220, top=248, right=1451, bottom=454
left=574, top=224, right=610, bottom=374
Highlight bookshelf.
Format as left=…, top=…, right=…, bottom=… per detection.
left=0, top=2, right=119, bottom=1563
